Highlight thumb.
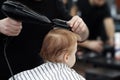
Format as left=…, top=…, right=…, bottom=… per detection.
left=67, top=20, right=73, bottom=27
left=67, top=16, right=77, bottom=27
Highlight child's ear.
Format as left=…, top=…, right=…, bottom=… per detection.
left=63, top=52, right=69, bottom=63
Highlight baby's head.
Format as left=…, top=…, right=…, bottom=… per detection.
left=40, top=28, right=79, bottom=67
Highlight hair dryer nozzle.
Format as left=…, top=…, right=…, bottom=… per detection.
left=52, top=19, right=71, bottom=30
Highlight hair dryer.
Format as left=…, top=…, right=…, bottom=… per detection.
left=1, top=0, right=71, bottom=30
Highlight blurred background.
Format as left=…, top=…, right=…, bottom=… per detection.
left=1, top=0, right=120, bottom=80
left=62, top=0, right=120, bottom=80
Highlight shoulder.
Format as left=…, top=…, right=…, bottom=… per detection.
left=9, top=63, right=54, bottom=80
left=67, top=68, right=86, bottom=80
left=9, top=65, right=42, bottom=80
left=9, top=63, right=86, bottom=80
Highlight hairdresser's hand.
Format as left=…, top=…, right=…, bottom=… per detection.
left=67, top=16, right=89, bottom=42
left=87, top=40, right=103, bottom=53
left=106, top=38, right=114, bottom=47
left=0, top=17, right=22, bottom=36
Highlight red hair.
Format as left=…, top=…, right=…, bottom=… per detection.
left=40, top=28, right=79, bottom=62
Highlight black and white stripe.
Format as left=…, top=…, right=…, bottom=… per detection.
left=9, top=62, right=85, bottom=80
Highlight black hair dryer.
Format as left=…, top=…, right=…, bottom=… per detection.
left=1, top=0, right=70, bottom=30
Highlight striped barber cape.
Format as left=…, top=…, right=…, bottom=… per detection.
left=9, top=62, right=85, bottom=80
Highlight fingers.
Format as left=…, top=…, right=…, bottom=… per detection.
left=96, top=45, right=103, bottom=53
left=98, top=40, right=103, bottom=45
left=0, top=18, right=22, bottom=36
left=95, top=41, right=103, bottom=53
left=67, top=15, right=78, bottom=27
left=75, top=21, right=84, bottom=34
left=5, top=18, right=22, bottom=36
left=67, top=16, right=89, bottom=41
left=67, top=16, right=82, bottom=31
left=87, top=41, right=103, bottom=53
left=106, top=39, right=114, bottom=47
left=5, top=25, right=22, bottom=36
left=1, top=25, right=22, bottom=36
